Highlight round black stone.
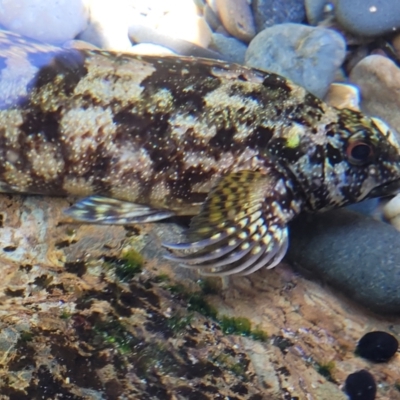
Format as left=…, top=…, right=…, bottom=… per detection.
left=356, top=331, right=398, bottom=363
left=344, top=370, right=376, bottom=400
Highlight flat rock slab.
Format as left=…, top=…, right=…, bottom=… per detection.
left=0, top=194, right=399, bottom=399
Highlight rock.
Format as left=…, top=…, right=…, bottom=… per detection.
left=305, top=0, right=332, bottom=25
left=214, top=0, right=256, bottom=42
left=252, top=0, right=306, bottom=32
left=130, top=43, right=177, bottom=55
left=1, top=194, right=400, bottom=398
left=334, top=0, right=400, bottom=37
left=204, top=3, right=222, bottom=31
left=287, top=209, right=400, bottom=314
left=128, top=0, right=168, bottom=29
left=209, top=33, right=248, bottom=63
left=392, top=32, right=400, bottom=59
left=382, top=194, right=400, bottom=231
left=78, top=0, right=131, bottom=50
left=128, top=24, right=224, bottom=59
left=324, top=83, right=360, bottom=111
left=193, top=0, right=206, bottom=13
left=157, top=14, right=212, bottom=48
left=349, top=55, right=400, bottom=138
left=346, top=199, right=380, bottom=218
left=0, top=0, right=89, bottom=44
left=129, top=0, right=212, bottom=48
left=245, top=23, right=346, bottom=98
left=206, top=0, right=219, bottom=14
left=62, top=39, right=100, bottom=50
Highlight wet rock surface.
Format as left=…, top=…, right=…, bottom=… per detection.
left=288, top=209, right=400, bottom=314
left=0, top=195, right=399, bottom=399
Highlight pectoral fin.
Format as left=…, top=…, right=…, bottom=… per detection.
left=64, top=195, right=174, bottom=224
left=163, top=170, right=293, bottom=276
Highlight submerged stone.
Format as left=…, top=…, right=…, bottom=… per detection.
left=287, top=209, right=400, bottom=314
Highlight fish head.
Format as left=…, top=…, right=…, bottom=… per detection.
left=353, top=115, right=400, bottom=200
left=300, top=109, right=400, bottom=211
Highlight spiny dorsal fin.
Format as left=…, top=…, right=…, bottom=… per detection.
left=64, top=195, right=174, bottom=224
left=163, top=170, right=294, bottom=276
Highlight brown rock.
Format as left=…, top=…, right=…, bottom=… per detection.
left=204, top=3, right=222, bottom=31
left=0, top=194, right=399, bottom=398
left=350, top=55, right=400, bottom=135
left=324, top=83, right=360, bottom=111
left=215, top=0, right=256, bottom=42
left=392, top=32, right=400, bottom=58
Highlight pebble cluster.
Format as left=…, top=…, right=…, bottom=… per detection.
left=0, top=0, right=399, bottom=112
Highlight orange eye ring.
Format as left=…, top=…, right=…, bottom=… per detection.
left=346, top=141, right=374, bottom=165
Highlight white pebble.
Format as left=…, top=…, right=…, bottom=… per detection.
left=79, top=0, right=132, bottom=51
left=129, top=0, right=211, bottom=48
left=383, top=193, right=400, bottom=221
left=0, top=0, right=89, bottom=44
left=129, top=43, right=176, bottom=56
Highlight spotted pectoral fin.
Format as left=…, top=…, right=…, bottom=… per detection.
left=64, top=195, right=175, bottom=224
left=163, top=170, right=292, bottom=276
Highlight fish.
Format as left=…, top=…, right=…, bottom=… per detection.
left=0, top=29, right=399, bottom=276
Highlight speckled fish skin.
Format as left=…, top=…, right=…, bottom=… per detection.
left=0, top=29, right=399, bottom=275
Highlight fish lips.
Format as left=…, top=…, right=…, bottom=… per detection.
left=368, top=178, right=400, bottom=199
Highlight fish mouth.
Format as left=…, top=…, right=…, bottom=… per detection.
left=367, top=179, right=400, bottom=199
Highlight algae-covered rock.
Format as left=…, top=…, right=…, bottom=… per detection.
left=0, top=194, right=399, bottom=399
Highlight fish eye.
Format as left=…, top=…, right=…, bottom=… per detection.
left=346, top=140, right=374, bottom=165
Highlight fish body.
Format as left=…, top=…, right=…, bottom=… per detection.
left=0, top=29, right=399, bottom=275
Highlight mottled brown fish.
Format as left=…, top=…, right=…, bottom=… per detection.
left=0, top=29, right=399, bottom=276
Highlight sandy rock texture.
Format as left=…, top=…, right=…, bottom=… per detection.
left=0, top=195, right=399, bottom=399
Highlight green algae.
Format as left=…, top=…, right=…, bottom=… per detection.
left=220, top=316, right=251, bottom=336
left=213, top=353, right=248, bottom=379
left=103, top=248, right=144, bottom=282
left=315, top=360, right=336, bottom=382
left=134, top=342, right=182, bottom=378
left=59, top=310, right=72, bottom=320
left=158, top=278, right=268, bottom=341
left=198, top=278, right=219, bottom=295
left=154, top=273, right=170, bottom=283
left=19, top=330, right=33, bottom=342
left=165, top=282, right=187, bottom=295
left=187, top=293, right=218, bottom=319
left=167, top=313, right=193, bottom=332
left=250, top=326, right=269, bottom=342
left=94, top=317, right=138, bottom=355
left=117, top=249, right=144, bottom=280
left=219, top=316, right=269, bottom=341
